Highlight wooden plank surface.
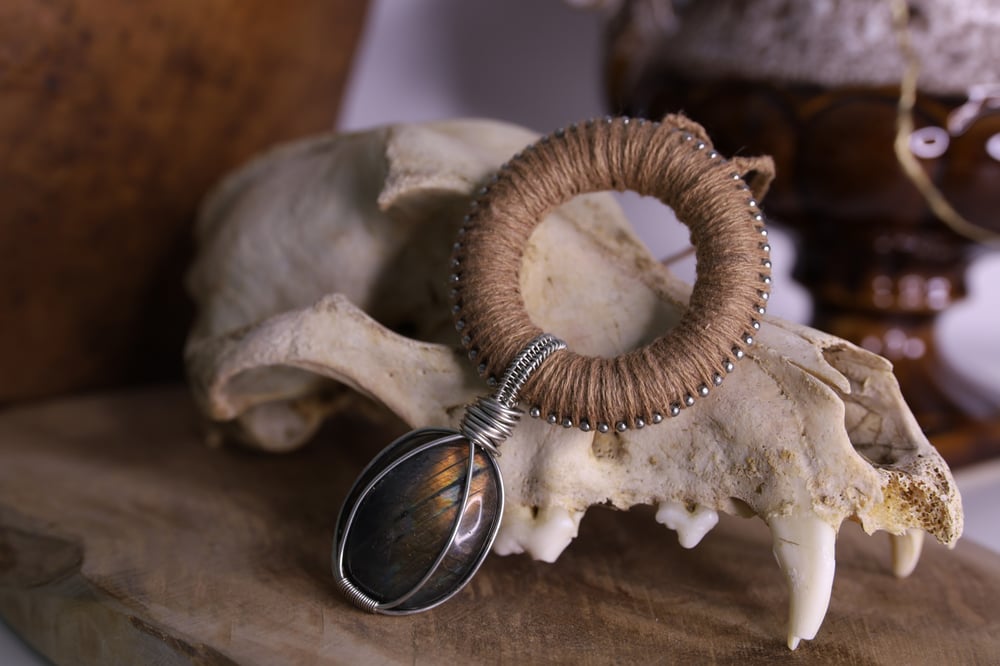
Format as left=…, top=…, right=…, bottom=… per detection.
left=0, top=387, right=997, bottom=665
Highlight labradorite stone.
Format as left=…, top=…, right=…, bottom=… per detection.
left=337, top=430, right=501, bottom=611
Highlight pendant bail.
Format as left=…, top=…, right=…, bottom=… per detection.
left=460, top=333, right=566, bottom=455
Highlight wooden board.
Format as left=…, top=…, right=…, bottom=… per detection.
left=0, top=388, right=998, bottom=665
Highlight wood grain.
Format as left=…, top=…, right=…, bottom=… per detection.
left=0, top=1, right=367, bottom=403
left=0, top=388, right=998, bottom=664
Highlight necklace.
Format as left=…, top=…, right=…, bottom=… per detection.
left=333, top=115, right=773, bottom=614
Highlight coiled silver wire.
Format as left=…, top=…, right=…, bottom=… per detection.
left=460, top=333, right=565, bottom=454
left=335, top=576, right=379, bottom=613
left=494, top=334, right=566, bottom=408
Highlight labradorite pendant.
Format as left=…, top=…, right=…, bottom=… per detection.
left=333, top=428, right=503, bottom=613
left=332, top=334, right=565, bottom=614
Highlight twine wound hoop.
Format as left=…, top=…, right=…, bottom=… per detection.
left=449, top=115, right=775, bottom=431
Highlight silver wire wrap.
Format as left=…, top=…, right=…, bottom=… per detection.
left=335, top=576, right=380, bottom=613
left=460, top=333, right=566, bottom=455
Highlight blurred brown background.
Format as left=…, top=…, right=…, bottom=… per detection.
left=0, top=0, right=367, bottom=403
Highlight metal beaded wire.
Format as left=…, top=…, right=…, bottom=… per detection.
left=449, top=114, right=773, bottom=432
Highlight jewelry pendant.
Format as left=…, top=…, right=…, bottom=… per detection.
left=333, top=334, right=565, bottom=614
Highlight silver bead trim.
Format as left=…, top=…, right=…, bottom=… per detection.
left=597, top=422, right=610, bottom=433
left=615, top=421, right=628, bottom=432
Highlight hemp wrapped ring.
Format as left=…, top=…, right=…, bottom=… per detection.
left=449, top=115, right=775, bottom=432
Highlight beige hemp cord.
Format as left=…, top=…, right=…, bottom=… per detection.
left=449, top=115, right=774, bottom=432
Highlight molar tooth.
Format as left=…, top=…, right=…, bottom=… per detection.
left=655, top=500, right=719, bottom=548
left=768, top=512, right=837, bottom=651
left=890, top=529, right=924, bottom=578
left=493, top=504, right=584, bottom=563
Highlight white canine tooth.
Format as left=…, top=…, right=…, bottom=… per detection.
left=493, top=504, right=584, bottom=563
left=655, top=500, right=719, bottom=548
left=890, top=528, right=924, bottom=578
left=768, top=513, right=837, bottom=651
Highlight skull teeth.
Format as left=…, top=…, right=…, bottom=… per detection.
left=890, top=529, right=924, bottom=578
left=493, top=504, right=584, bottom=563
left=655, top=500, right=719, bottom=548
left=768, top=512, right=836, bottom=651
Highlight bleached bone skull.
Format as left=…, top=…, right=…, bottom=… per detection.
left=185, top=119, right=963, bottom=650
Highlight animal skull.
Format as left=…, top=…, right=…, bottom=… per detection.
left=185, top=119, right=963, bottom=650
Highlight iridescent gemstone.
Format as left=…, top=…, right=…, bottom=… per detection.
left=334, top=428, right=502, bottom=613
